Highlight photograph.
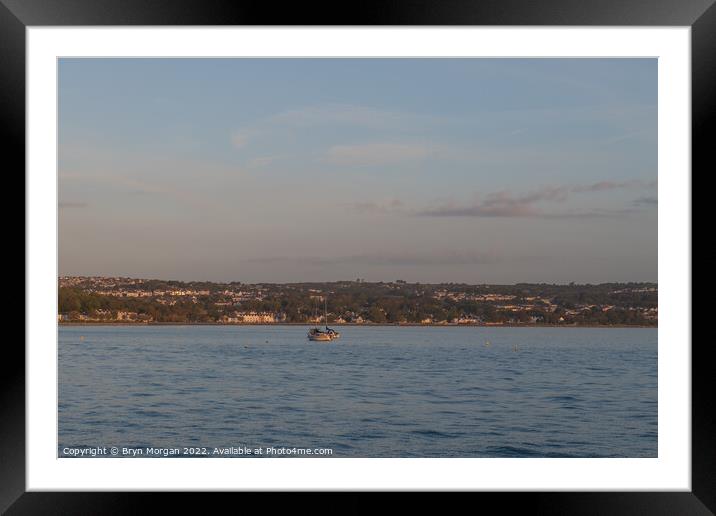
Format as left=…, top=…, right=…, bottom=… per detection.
left=57, top=57, right=659, bottom=460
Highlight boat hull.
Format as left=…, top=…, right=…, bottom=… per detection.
left=308, top=333, right=332, bottom=341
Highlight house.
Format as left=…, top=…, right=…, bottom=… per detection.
left=237, top=311, right=277, bottom=323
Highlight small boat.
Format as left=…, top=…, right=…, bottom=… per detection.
left=308, top=327, right=333, bottom=341
left=308, top=297, right=340, bottom=341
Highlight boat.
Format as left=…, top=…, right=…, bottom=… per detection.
left=307, top=296, right=340, bottom=341
left=307, top=327, right=333, bottom=341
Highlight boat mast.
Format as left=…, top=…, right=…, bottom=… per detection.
left=312, top=297, right=319, bottom=328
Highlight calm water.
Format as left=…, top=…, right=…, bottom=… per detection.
left=58, top=325, right=657, bottom=458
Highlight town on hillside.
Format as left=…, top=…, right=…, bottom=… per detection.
left=58, top=277, right=658, bottom=326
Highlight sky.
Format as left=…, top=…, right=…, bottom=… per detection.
left=58, top=58, right=657, bottom=284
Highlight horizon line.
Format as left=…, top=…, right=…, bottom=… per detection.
left=58, top=275, right=658, bottom=287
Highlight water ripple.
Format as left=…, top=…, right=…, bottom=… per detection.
left=59, top=325, right=657, bottom=458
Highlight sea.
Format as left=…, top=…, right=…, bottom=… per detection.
left=58, top=325, right=657, bottom=458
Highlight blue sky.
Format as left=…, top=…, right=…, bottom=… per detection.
left=58, top=58, right=657, bottom=283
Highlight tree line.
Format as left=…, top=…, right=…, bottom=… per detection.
left=58, top=281, right=657, bottom=325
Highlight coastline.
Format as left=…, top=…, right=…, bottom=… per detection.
left=58, top=322, right=657, bottom=329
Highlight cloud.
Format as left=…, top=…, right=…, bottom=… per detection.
left=265, top=103, right=435, bottom=130
left=245, top=250, right=503, bottom=267
left=633, top=196, right=658, bottom=206
left=538, top=208, right=641, bottom=219
left=418, top=180, right=656, bottom=219
left=324, top=143, right=432, bottom=165
left=58, top=140, right=247, bottom=218
left=248, top=156, right=279, bottom=168
left=230, top=131, right=251, bottom=149
left=229, top=103, right=447, bottom=154
left=349, top=199, right=405, bottom=214
left=418, top=185, right=571, bottom=218
left=571, top=179, right=656, bottom=192
left=59, top=170, right=228, bottom=215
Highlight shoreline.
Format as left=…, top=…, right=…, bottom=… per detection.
left=58, top=322, right=657, bottom=329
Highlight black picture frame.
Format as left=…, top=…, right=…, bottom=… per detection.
left=5, top=0, right=711, bottom=513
